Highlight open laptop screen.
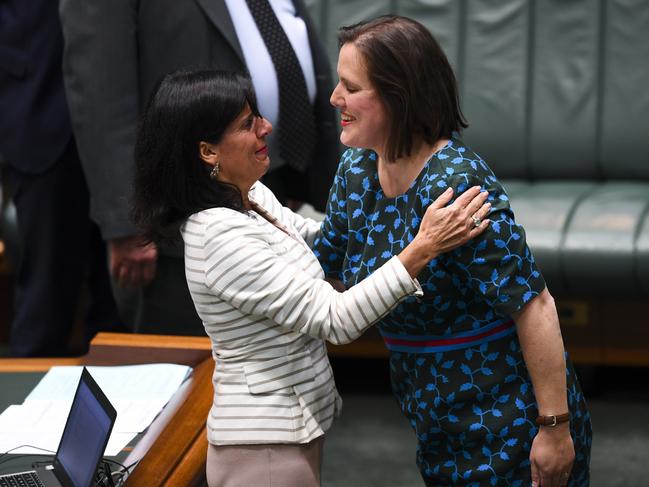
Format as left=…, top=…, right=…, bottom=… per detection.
left=54, top=369, right=116, bottom=487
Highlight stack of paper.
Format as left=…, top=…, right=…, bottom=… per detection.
left=0, top=363, right=192, bottom=456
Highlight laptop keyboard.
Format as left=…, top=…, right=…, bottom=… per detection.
left=0, top=471, right=45, bottom=487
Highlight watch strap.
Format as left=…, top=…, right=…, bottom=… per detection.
left=535, top=412, right=570, bottom=427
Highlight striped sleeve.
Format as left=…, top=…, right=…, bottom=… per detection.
left=204, top=214, right=422, bottom=345
left=284, top=210, right=321, bottom=248
left=252, top=182, right=322, bottom=247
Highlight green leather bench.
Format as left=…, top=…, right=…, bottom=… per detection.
left=312, top=0, right=649, bottom=365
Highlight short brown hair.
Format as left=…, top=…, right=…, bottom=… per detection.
left=338, top=15, right=467, bottom=161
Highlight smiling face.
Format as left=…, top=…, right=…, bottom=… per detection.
left=330, top=43, right=390, bottom=154
left=201, top=104, right=272, bottom=197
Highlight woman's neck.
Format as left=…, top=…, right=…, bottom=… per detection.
left=242, top=195, right=251, bottom=210
left=377, top=138, right=449, bottom=198
left=237, top=183, right=252, bottom=210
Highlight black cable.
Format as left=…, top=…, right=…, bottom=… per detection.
left=0, top=445, right=55, bottom=467
left=93, top=461, right=114, bottom=487
left=103, top=458, right=129, bottom=471
left=114, top=460, right=139, bottom=486
left=93, top=457, right=139, bottom=487
left=112, top=459, right=139, bottom=486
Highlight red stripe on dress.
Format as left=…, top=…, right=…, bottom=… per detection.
left=382, top=321, right=514, bottom=348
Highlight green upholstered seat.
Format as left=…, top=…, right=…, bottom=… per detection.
left=637, top=212, right=649, bottom=294
left=506, top=182, right=649, bottom=296
left=503, top=181, right=597, bottom=295
left=311, top=0, right=649, bottom=297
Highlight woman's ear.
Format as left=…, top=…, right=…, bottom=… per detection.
left=199, top=141, right=219, bottom=165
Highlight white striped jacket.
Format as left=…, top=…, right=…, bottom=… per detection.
left=181, top=182, right=422, bottom=445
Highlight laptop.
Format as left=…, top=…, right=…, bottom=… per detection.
left=0, top=367, right=117, bottom=487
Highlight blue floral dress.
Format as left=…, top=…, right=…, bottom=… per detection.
left=313, top=139, right=591, bottom=486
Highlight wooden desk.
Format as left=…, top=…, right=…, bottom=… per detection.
left=0, top=333, right=213, bottom=487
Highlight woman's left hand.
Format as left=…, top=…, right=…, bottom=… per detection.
left=397, top=186, right=490, bottom=277
left=530, top=423, right=575, bottom=487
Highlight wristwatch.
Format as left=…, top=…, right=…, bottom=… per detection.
left=535, top=412, right=570, bottom=427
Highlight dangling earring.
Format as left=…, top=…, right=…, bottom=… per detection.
left=210, top=162, right=220, bottom=180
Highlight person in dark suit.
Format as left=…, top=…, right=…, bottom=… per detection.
left=59, top=0, right=339, bottom=334
left=0, top=0, right=122, bottom=357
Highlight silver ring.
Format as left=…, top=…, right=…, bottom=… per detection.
left=471, top=215, right=482, bottom=227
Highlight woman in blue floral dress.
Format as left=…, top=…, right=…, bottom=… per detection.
left=314, top=15, right=591, bottom=487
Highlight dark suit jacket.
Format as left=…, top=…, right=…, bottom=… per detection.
left=60, top=0, right=338, bottom=242
left=0, top=0, right=71, bottom=173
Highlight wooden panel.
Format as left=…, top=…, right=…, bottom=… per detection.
left=0, top=333, right=214, bottom=486
left=600, top=299, right=649, bottom=366
left=0, top=357, right=82, bottom=372
left=162, top=426, right=209, bottom=487
left=126, top=357, right=213, bottom=486
left=0, top=333, right=212, bottom=371
left=556, top=297, right=604, bottom=365
left=562, top=346, right=604, bottom=365
left=85, top=333, right=212, bottom=366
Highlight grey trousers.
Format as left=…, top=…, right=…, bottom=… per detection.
left=206, top=436, right=325, bottom=487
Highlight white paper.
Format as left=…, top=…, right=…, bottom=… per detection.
left=0, top=363, right=192, bottom=455
left=25, top=364, right=192, bottom=403
left=0, top=432, right=136, bottom=457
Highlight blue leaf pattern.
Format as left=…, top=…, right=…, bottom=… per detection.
left=313, top=142, right=591, bottom=485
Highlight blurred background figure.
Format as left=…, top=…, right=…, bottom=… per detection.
left=0, top=0, right=122, bottom=357
left=59, top=0, right=339, bottom=335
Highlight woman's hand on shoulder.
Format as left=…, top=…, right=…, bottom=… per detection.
left=398, top=186, right=489, bottom=277
left=418, top=186, right=490, bottom=258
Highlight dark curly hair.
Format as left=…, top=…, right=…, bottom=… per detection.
left=131, top=69, right=260, bottom=243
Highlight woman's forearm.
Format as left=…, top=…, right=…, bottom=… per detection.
left=397, top=240, right=438, bottom=278
left=513, top=288, right=568, bottom=416
left=514, top=287, right=575, bottom=484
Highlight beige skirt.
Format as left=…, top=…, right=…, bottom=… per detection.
left=206, top=436, right=325, bottom=487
